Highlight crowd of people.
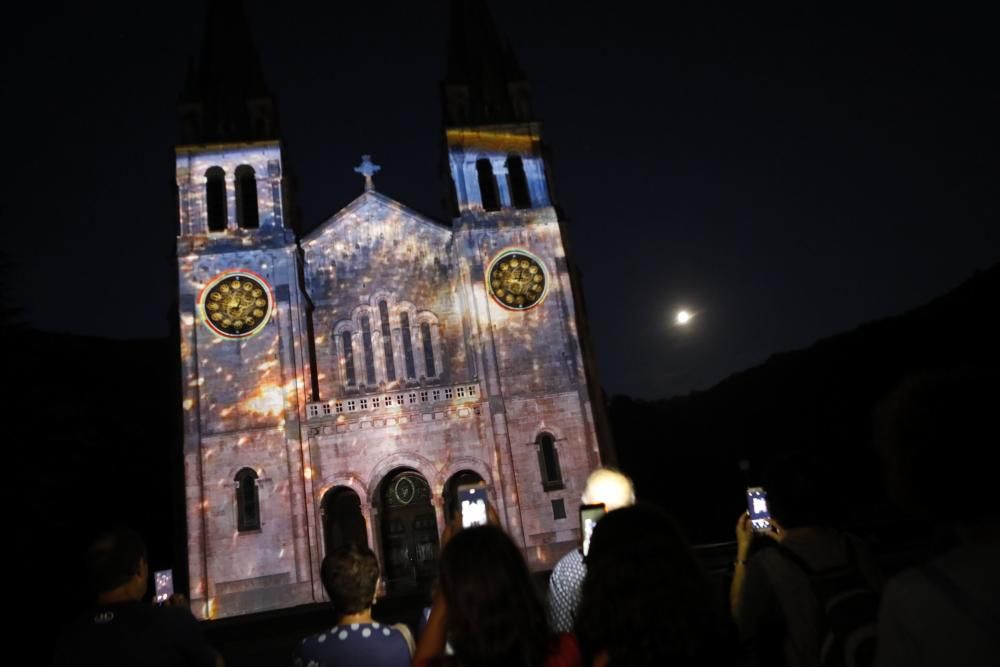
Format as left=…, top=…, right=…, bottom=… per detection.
left=54, top=370, right=999, bottom=666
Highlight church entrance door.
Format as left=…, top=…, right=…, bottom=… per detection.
left=378, top=469, right=439, bottom=595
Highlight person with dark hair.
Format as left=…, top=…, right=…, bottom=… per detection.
left=295, top=543, right=412, bottom=667
left=730, top=452, right=882, bottom=667
left=53, top=527, right=223, bottom=667
left=872, top=369, right=1000, bottom=667
left=413, top=523, right=580, bottom=667
left=575, top=504, right=739, bottom=667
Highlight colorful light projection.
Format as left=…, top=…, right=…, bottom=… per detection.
left=486, top=248, right=549, bottom=311
left=175, top=143, right=283, bottom=236
left=444, top=127, right=552, bottom=212
left=241, top=378, right=302, bottom=418
left=302, top=198, right=456, bottom=398
left=445, top=128, right=537, bottom=154
left=198, top=269, right=274, bottom=339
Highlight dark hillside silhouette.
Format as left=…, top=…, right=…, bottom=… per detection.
left=4, top=327, right=184, bottom=632
left=611, top=262, right=1000, bottom=544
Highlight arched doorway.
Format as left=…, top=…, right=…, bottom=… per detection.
left=321, top=487, right=368, bottom=557
left=443, top=470, right=485, bottom=524
left=378, top=469, right=439, bottom=594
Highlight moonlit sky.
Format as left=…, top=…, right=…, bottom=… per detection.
left=2, top=1, right=998, bottom=399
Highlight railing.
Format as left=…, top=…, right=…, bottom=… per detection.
left=306, top=383, right=480, bottom=420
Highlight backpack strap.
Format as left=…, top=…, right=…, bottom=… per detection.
left=772, top=537, right=861, bottom=578
left=774, top=539, right=879, bottom=667
left=772, top=542, right=818, bottom=575
left=920, top=562, right=1000, bottom=644
left=772, top=539, right=876, bottom=613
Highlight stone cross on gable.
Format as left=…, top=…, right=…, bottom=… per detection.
left=354, top=154, right=381, bottom=192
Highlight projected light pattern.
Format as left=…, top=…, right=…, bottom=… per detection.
left=241, top=380, right=290, bottom=418
left=445, top=130, right=551, bottom=213
left=188, top=299, right=291, bottom=432
left=176, top=137, right=312, bottom=619
left=177, top=135, right=601, bottom=621
left=176, top=142, right=285, bottom=236
left=303, top=193, right=456, bottom=399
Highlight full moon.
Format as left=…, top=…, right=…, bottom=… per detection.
left=675, top=310, right=693, bottom=325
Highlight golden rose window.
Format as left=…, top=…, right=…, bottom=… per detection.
left=487, top=249, right=548, bottom=310
left=200, top=270, right=273, bottom=338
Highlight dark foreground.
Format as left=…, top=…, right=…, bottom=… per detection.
left=205, top=591, right=429, bottom=667
left=204, top=517, right=943, bottom=667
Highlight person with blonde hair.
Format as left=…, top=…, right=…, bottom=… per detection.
left=547, top=467, right=636, bottom=632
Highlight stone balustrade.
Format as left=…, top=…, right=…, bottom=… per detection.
left=306, top=383, right=480, bottom=420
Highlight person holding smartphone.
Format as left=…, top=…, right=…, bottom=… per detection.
left=729, top=453, right=882, bottom=667
left=574, top=504, right=739, bottom=667
left=457, top=482, right=489, bottom=528
left=546, top=467, right=636, bottom=633
left=413, top=523, right=581, bottom=667
left=53, top=527, right=224, bottom=667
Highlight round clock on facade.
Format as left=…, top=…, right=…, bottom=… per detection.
left=486, top=249, right=548, bottom=311
left=394, top=477, right=416, bottom=505
left=199, top=270, right=273, bottom=339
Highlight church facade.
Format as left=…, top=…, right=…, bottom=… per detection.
left=175, top=0, right=608, bottom=619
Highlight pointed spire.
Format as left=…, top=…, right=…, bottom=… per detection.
left=444, top=0, right=532, bottom=127
left=178, top=0, right=277, bottom=144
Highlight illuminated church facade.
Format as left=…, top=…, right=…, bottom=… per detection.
left=176, top=0, right=608, bottom=618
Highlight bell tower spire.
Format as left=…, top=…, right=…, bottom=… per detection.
left=174, top=1, right=315, bottom=621
left=442, top=0, right=609, bottom=566
left=444, top=0, right=531, bottom=127
left=178, top=0, right=277, bottom=145
left=443, top=0, right=551, bottom=216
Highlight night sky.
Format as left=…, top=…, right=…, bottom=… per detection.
left=3, top=1, right=998, bottom=399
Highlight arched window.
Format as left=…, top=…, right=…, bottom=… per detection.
left=322, top=487, right=368, bottom=556
left=235, top=467, right=261, bottom=531
left=379, top=301, right=396, bottom=382
left=235, top=165, right=259, bottom=229
left=476, top=158, right=500, bottom=212
left=361, top=315, right=376, bottom=386
left=506, top=155, right=531, bottom=209
left=400, top=312, right=416, bottom=379
left=536, top=433, right=563, bottom=491
left=420, top=322, right=436, bottom=378
left=341, top=331, right=356, bottom=386
left=205, top=166, right=227, bottom=232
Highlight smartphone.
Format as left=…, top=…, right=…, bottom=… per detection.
left=580, top=503, right=606, bottom=557
left=458, top=483, right=488, bottom=528
left=746, top=487, right=771, bottom=532
left=153, top=569, right=174, bottom=605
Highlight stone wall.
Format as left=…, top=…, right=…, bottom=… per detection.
left=303, top=194, right=469, bottom=400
